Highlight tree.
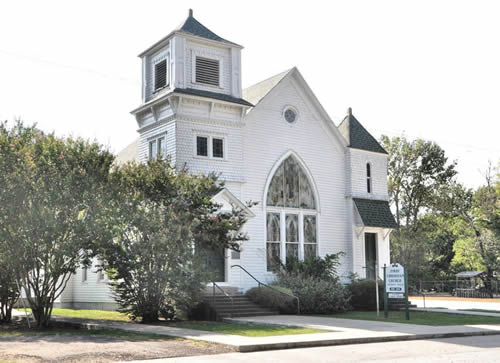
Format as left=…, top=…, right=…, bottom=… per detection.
left=0, top=121, right=114, bottom=327
left=97, top=159, right=252, bottom=323
left=381, top=135, right=457, bottom=230
left=381, top=135, right=458, bottom=283
left=0, top=249, right=19, bottom=323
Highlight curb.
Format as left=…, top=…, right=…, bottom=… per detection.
left=235, top=329, right=500, bottom=352
left=47, top=317, right=500, bottom=353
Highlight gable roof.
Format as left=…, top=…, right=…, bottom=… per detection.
left=338, top=109, right=387, bottom=154
left=242, top=69, right=292, bottom=106
left=114, top=138, right=139, bottom=166
left=353, top=198, right=397, bottom=229
left=139, top=10, right=240, bottom=57
left=243, top=67, right=348, bottom=151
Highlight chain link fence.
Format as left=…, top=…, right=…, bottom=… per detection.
left=414, top=280, right=500, bottom=297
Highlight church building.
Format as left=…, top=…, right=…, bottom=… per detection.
left=60, top=10, right=396, bottom=309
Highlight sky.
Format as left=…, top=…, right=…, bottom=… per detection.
left=0, top=0, right=499, bottom=188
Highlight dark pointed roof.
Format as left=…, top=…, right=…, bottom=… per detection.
left=353, top=198, right=397, bottom=229
left=338, top=109, right=387, bottom=154
left=138, top=10, right=241, bottom=57
left=176, top=10, right=240, bottom=46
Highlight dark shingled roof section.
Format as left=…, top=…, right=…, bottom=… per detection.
left=173, top=88, right=253, bottom=107
left=353, top=198, right=397, bottom=229
left=178, top=14, right=240, bottom=47
left=339, top=114, right=388, bottom=154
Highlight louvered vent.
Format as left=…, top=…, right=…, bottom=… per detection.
left=195, top=57, right=219, bottom=86
left=154, top=60, right=167, bottom=91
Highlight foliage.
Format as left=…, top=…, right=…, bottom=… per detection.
left=246, top=286, right=297, bottom=314
left=277, top=274, right=350, bottom=314
left=381, top=135, right=466, bottom=284
left=281, top=253, right=344, bottom=281
left=347, top=279, right=384, bottom=311
left=380, top=135, right=457, bottom=230
left=273, top=253, right=350, bottom=314
left=0, top=249, right=19, bottom=323
left=97, top=159, right=252, bottom=323
left=0, top=121, right=114, bottom=327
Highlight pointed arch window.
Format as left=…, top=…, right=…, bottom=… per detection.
left=266, top=156, right=318, bottom=271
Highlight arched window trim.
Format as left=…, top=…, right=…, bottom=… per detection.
left=366, top=162, right=372, bottom=194
left=264, top=151, right=319, bottom=272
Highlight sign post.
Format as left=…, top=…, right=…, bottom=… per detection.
left=383, top=264, right=388, bottom=318
left=404, top=266, right=410, bottom=320
left=384, top=263, right=408, bottom=320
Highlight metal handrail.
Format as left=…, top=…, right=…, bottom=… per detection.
left=231, top=264, right=300, bottom=314
left=212, top=281, right=234, bottom=318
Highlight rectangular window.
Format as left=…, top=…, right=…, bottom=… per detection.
left=266, top=213, right=281, bottom=272
left=149, top=140, right=157, bottom=160
left=154, top=59, right=168, bottom=91
left=212, top=138, right=224, bottom=158
left=149, top=136, right=166, bottom=160
left=196, top=136, right=208, bottom=157
left=195, top=56, right=219, bottom=86
left=304, top=215, right=317, bottom=260
left=285, top=214, right=299, bottom=262
left=82, top=267, right=87, bottom=283
left=157, top=137, right=165, bottom=158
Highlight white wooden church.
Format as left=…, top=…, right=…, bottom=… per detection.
left=59, top=10, right=396, bottom=309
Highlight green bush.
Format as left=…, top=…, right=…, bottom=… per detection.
left=282, top=253, right=344, bottom=281
left=246, top=286, right=297, bottom=314
left=348, top=279, right=384, bottom=311
left=278, top=274, right=350, bottom=314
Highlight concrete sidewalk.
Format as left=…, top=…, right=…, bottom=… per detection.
left=45, top=314, right=500, bottom=353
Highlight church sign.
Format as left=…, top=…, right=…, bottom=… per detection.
left=383, top=263, right=410, bottom=320
left=385, top=263, right=405, bottom=298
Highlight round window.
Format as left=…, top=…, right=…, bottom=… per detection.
left=284, top=107, right=297, bottom=123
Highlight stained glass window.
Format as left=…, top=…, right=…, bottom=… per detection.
left=267, top=156, right=315, bottom=209
left=304, top=215, right=317, bottom=260
left=266, top=213, right=281, bottom=271
left=266, top=155, right=318, bottom=270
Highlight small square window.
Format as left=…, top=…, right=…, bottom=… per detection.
left=212, top=138, right=224, bottom=158
left=196, top=136, right=208, bottom=156
left=154, top=59, right=168, bottom=91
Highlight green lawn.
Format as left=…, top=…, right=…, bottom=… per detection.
left=17, top=309, right=325, bottom=337
left=164, top=321, right=326, bottom=337
left=0, top=327, right=175, bottom=340
left=18, top=308, right=129, bottom=322
left=328, top=311, right=500, bottom=326
left=460, top=308, right=500, bottom=314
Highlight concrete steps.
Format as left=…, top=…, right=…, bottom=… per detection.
left=203, top=289, right=278, bottom=319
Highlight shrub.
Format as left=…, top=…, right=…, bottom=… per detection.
left=246, top=286, right=297, bottom=314
left=282, top=253, right=344, bottom=281
left=277, top=274, right=350, bottom=314
left=348, top=279, right=384, bottom=311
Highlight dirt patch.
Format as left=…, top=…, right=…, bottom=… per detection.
left=0, top=322, right=235, bottom=362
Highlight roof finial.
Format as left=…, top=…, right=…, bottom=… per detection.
left=189, top=9, right=193, bottom=17
left=347, top=107, right=352, bottom=116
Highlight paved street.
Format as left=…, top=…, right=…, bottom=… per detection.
left=129, top=335, right=500, bottom=362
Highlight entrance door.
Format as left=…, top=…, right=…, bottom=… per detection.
left=365, top=233, right=377, bottom=280
left=200, top=246, right=225, bottom=282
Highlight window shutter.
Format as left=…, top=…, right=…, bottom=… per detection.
left=154, top=60, right=167, bottom=91
left=195, top=57, right=219, bottom=86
